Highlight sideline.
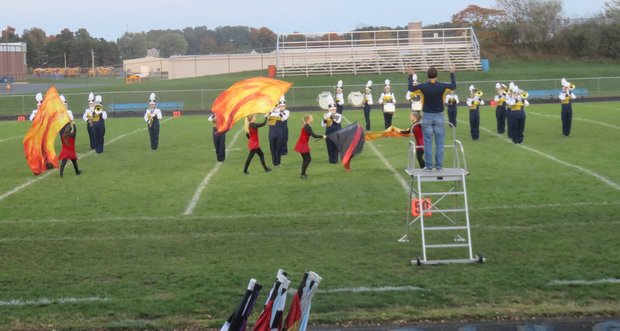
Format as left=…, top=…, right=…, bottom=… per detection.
left=548, top=278, right=620, bottom=286
left=0, top=118, right=173, bottom=203
left=0, top=135, right=21, bottom=144
left=182, top=129, right=244, bottom=216
left=0, top=296, right=111, bottom=306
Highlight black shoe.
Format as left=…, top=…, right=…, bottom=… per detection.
left=265, top=168, right=272, bottom=173
left=300, top=174, right=308, bottom=179
left=76, top=170, right=82, bottom=175
left=243, top=171, right=249, bottom=175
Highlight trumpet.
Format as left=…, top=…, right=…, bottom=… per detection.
left=569, top=83, right=576, bottom=90
left=521, top=91, right=529, bottom=99
left=475, top=90, right=483, bottom=97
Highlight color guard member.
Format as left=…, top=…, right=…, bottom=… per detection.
left=294, top=114, right=325, bottom=179
left=243, top=114, right=272, bottom=174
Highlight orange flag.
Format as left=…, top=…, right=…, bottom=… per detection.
left=364, top=126, right=408, bottom=141
left=212, top=77, right=292, bottom=133
left=23, top=86, right=70, bottom=175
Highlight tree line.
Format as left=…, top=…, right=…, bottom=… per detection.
left=2, top=0, right=618, bottom=71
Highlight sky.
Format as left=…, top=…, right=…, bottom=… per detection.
left=1, top=0, right=610, bottom=41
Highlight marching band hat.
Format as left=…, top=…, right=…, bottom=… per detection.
left=35, top=92, right=43, bottom=105
left=149, top=92, right=157, bottom=104
left=366, top=80, right=372, bottom=89
left=95, top=95, right=102, bottom=103
left=60, top=95, right=67, bottom=105
left=88, top=92, right=95, bottom=103
left=278, top=95, right=286, bottom=105
left=561, top=78, right=570, bottom=88
left=412, top=74, right=418, bottom=84
left=336, top=80, right=343, bottom=89
left=469, top=85, right=476, bottom=92
left=384, top=79, right=391, bottom=87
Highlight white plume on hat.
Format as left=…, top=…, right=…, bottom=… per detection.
left=95, top=95, right=102, bottom=103
left=278, top=95, right=286, bottom=105
left=495, top=83, right=501, bottom=89
left=412, top=74, right=418, bottom=83
left=469, top=85, right=476, bottom=92
left=384, top=79, right=391, bottom=86
left=326, top=94, right=336, bottom=109
left=336, top=80, right=343, bottom=88
left=88, top=92, right=95, bottom=102
left=561, top=78, right=570, bottom=88
left=366, top=80, right=372, bottom=89
left=509, top=82, right=516, bottom=91
left=60, top=95, right=67, bottom=105
left=149, top=92, right=157, bottom=104
left=35, top=92, right=43, bottom=104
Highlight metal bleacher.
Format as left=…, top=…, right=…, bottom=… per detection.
left=276, top=27, right=481, bottom=77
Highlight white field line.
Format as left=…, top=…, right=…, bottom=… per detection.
left=1, top=200, right=618, bottom=225
left=464, top=120, right=620, bottom=191
left=318, top=285, right=426, bottom=294
left=548, top=278, right=620, bottom=286
left=528, top=111, right=620, bottom=130
left=342, top=116, right=409, bottom=192
left=183, top=129, right=244, bottom=216
left=0, top=118, right=173, bottom=203
left=0, top=296, right=111, bottom=306
left=0, top=135, right=21, bottom=144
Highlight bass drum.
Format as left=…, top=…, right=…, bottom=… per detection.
left=348, top=91, right=364, bottom=107
left=317, top=91, right=333, bottom=110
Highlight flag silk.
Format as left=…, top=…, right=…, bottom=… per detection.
left=327, top=122, right=365, bottom=170
left=253, top=269, right=291, bottom=331
left=364, top=126, right=408, bottom=141
left=221, top=279, right=262, bottom=331
left=23, top=86, right=71, bottom=175
left=212, top=77, right=292, bottom=134
left=283, top=272, right=322, bottom=331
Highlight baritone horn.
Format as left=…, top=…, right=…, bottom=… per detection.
left=569, top=83, right=576, bottom=90
left=521, top=90, right=529, bottom=99
left=94, top=104, right=103, bottom=112
left=475, top=90, right=484, bottom=97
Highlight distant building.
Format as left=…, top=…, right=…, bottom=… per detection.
left=0, top=42, right=27, bottom=80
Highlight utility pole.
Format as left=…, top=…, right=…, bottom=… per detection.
left=64, top=52, right=67, bottom=68
left=91, top=49, right=95, bottom=71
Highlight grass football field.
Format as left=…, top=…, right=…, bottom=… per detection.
left=0, top=99, right=619, bottom=330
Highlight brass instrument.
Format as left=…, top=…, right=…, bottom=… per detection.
left=521, top=91, right=529, bottom=99
left=569, top=83, right=576, bottom=90
left=475, top=90, right=484, bottom=97
left=147, top=111, right=154, bottom=127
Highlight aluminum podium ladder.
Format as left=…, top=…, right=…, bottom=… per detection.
left=399, top=124, right=484, bottom=265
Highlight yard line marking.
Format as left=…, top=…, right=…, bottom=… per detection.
left=318, top=285, right=426, bottom=294
left=2, top=200, right=619, bottom=224
left=548, top=278, right=620, bottom=286
left=528, top=111, right=620, bottom=130
left=183, top=129, right=244, bottom=216
left=0, top=296, right=111, bottom=306
left=0, top=118, right=173, bottom=203
left=0, top=135, right=21, bottom=144
left=342, top=116, right=409, bottom=192
left=465, top=121, right=620, bottom=191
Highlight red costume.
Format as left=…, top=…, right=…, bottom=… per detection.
left=248, top=126, right=260, bottom=150
left=58, top=130, right=77, bottom=160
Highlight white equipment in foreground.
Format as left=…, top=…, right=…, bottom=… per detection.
left=347, top=91, right=364, bottom=107
left=399, top=123, right=485, bottom=265
left=317, top=91, right=334, bottom=110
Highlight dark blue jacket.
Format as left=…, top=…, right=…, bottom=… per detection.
left=408, top=73, right=456, bottom=113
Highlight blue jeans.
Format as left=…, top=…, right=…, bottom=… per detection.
left=422, top=112, right=445, bottom=169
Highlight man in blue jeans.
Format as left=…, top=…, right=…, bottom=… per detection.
left=406, top=65, right=456, bottom=171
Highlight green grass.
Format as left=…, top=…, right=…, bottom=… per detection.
left=0, top=99, right=619, bottom=330
left=2, top=60, right=620, bottom=116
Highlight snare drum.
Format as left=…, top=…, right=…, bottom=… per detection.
left=317, top=91, right=333, bottom=110
left=383, top=103, right=396, bottom=113
left=348, top=91, right=364, bottom=107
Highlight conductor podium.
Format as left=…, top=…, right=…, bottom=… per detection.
left=399, top=124, right=485, bottom=265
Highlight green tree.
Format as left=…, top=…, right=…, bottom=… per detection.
left=158, top=32, right=188, bottom=57
left=117, top=32, right=147, bottom=60
left=606, top=0, right=620, bottom=21
left=214, top=26, right=251, bottom=52
left=22, top=27, right=47, bottom=68
left=496, top=0, right=563, bottom=44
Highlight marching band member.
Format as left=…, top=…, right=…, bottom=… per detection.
left=29, top=92, right=43, bottom=121
left=335, top=80, right=345, bottom=114
left=294, top=114, right=326, bottom=179
left=83, top=92, right=96, bottom=150
left=208, top=112, right=226, bottom=162
left=406, top=74, right=424, bottom=113
left=144, top=93, right=163, bottom=150
left=243, top=114, right=272, bottom=174
left=399, top=111, right=425, bottom=169
left=362, top=80, right=373, bottom=131
left=58, top=122, right=82, bottom=178
left=91, top=95, right=107, bottom=153
left=277, top=96, right=290, bottom=156
left=559, top=78, right=576, bottom=137
left=506, top=86, right=529, bottom=144
left=445, top=89, right=459, bottom=127
left=267, top=99, right=285, bottom=167
left=466, top=85, right=485, bottom=140
left=320, top=95, right=342, bottom=164
left=379, top=79, right=396, bottom=129
left=494, top=83, right=508, bottom=134
left=506, top=82, right=516, bottom=139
